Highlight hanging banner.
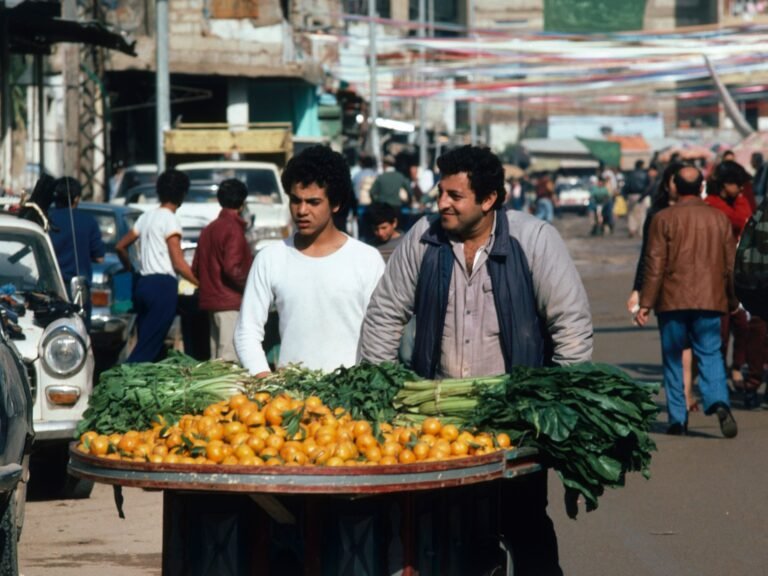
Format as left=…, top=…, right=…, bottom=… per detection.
left=544, top=0, right=647, bottom=33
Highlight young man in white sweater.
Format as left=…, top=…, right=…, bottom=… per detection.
left=234, top=146, right=385, bottom=376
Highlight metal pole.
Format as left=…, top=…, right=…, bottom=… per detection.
left=156, top=0, right=170, bottom=172
left=468, top=0, right=477, bottom=146
left=0, top=7, right=11, bottom=190
left=63, top=0, right=79, bottom=178
left=418, top=0, right=428, bottom=172
left=368, top=0, right=381, bottom=169
left=36, top=53, right=45, bottom=176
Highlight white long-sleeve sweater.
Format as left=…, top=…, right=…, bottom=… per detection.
left=234, top=236, right=385, bottom=374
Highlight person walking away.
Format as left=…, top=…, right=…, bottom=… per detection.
left=369, top=154, right=411, bottom=208
left=624, top=160, right=651, bottom=238
left=589, top=177, right=610, bottom=235
left=636, top=165, right=739, bottom=437
left=116, top=169, right=198, bottom=363
left=352, top=154, right=377, bottom=207
left=359, top=145, right=593, bottom=576
left=48, top=177, right=105, bottom=331
left=533, top=172, right=555, bottom=222
left=367, top=202, right=403, bottom=262
left=627, top=162, right=697, bottom=410
left=192, top=179, right=254, bottom=362
left=706, top=160, right=766, bottom=409
left=234, top=145, right=385, bottom=376
left=751, top=152, right=768, bottom=204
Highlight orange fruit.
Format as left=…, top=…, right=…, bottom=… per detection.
left=326, top=456, right=345, bottom=467
left=245, top=410, right=266, bottom=427
left=264, top=404, right=284, bottom=426
left=265, top=434, right=285, bottom=451
left=496, top=433, right=512, bottom=448
left=421, top=417, right=442, bottom=436
left=228, top=394, right=249, bottom=409
left=206, top=441, right=226, bottom=463
left=398, top=449, right=416, bottom=464
left=80, top=431, right=98, bottom=445
left=364, top=446, right=382, bottom=462
left=247, top=435, right=266, bottom=453
left=118, top=435, right=138, bottom=453
left=355, top=434, right=378, bottom=452
left=450, top=441, right=469, bottom=457
left=381, top=442, right=402, bottom=458
left=380, top=455, right=398, bottom=465
left=235, top=444, right=255, bottom=460
left=352, top=421, right=372, bottom=438
left=206, top=424, right=225, bottom=442
left=90, top=435, right=110, bottom=456
left=440, top=424, right=459, bottom=442
left=412, top=442, right=430, bottom=461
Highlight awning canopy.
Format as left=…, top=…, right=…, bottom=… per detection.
left=5, top=0, right=136, bottom=56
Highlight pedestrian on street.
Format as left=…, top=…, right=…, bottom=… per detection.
left=369, top=154, right=411, bottom=208
left=359, top=145, right=593, bottom=576
left=368, top=202, right=403, bottom=262
left=636, top=165, right=739, bottom=438
left=624, top=159, right=651, bottom=238
left=48, top=177, right=105, bottom=330
left=627, top=162, right=698, bottom=410
left=234, top=145, right=385, bottom=376
left=192, top=179, right=254, bottom=362
left=533, top=172, right=556, bottom=223
left=707, top=160, right=767, bottom=409
left=116, top=169, right=198, bottom=363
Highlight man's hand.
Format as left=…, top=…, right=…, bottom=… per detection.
left=635, top=307, right=650, bottom=327
left=626, top=290, right=639, bottom=314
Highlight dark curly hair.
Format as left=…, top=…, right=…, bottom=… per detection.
left=157, top=169, right=190, bottom=206
left=436, top=145, right=505, bottom=210
left=281, top=145, right=353, bottom=210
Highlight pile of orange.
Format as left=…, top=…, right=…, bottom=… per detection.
left=77, top=393, right=513, bottom=467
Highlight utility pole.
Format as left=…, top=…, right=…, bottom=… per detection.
left=0, top=5, right=11, bottom=190
left=418, top=0, right=428, bottom=172
left=368, top=0, right=381, bottom=169
left=62, top=0, right=80, bottom=178
left=468, top=0, right=477, bottom=145
left=156, top=0, right=170, bottom=172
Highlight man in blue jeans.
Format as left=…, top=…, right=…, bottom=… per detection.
left=636, top=164, right=738, bottom=437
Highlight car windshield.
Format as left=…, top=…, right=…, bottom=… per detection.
left=118, top=171, right=157, bottom=198
left=127, top=185, right=217, bottom=204
left=182, top=168, right=282, bottom=205
left=0, top=230, right=61, bottom=293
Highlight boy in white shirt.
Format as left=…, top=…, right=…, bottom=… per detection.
left=235, top=146, right=385, bottom=375
left=116, top=169, right=198, bottom=362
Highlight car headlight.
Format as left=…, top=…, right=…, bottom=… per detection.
left=252, top=225, right=292, bottom=242
left=42, top=327, right=86, bottom=377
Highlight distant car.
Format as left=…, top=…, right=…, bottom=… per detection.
left=0, top=322, right=34, bottom=571
left=555, top=177, right=591, bottom=216
left=77, top=202, right=142, bottom=369
left=110, top=164, right=158, bottom=204
left=0, top=213, right=94, bottom=499
left=175, top=161, right=292, bottom=253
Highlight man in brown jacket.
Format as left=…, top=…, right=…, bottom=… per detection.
left=192, top=179, right=254, bottom=361
left=636, top=165, right=738, bottom=438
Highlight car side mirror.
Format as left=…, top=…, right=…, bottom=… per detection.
left=69, top=276, right=90, bottom=316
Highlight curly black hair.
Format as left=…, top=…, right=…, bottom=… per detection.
left=281, top=145, right=353, bottom=210
left=436, top=145, right=505, bottom=210
left=157, top=169, right=190, bottom=206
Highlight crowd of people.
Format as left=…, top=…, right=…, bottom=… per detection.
left=41, top=141, right=768, bottom=575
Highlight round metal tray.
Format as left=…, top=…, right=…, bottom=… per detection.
left=68, top=443, right=541, bottom=495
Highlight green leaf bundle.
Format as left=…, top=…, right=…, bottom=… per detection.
left=76, top=352, right=247, bottom=436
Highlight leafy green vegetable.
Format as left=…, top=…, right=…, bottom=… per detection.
left=76, top=352, right=247, bottom=436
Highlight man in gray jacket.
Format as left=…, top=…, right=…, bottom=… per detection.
left=359, top=145, right=592, bottom=576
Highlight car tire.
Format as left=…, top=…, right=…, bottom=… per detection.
left=13, top=456, right=29, bottom=539
left=0, top=491, right=19, bottom=576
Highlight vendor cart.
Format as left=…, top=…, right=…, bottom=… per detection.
left=69, top=445, right=541, bottom=576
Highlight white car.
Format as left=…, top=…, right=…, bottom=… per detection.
left=0, top=213, right=95, bottom=498
left=555, top=176, right=591, bottom=216
left=176, top=161, right=292, bottom=252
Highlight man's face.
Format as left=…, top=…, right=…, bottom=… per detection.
left=289, top=182, right=338, bottom=237
left=437, top=172, right=497, bottom=238
left=373, top=220, right=397, bottom=243
left=722, top=181, right=741, bottom=200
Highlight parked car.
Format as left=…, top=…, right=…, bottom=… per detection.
left=175, top=161, right=292, bottom=253
left=0, top=213, right=95, bottom=499
left=111, top=181, right=221, bottom=243
left=0, top=320, right=34, bottom=572
left=77, top=202, right=142, bottom=373
left=555, top=176, right=591, bottom=216
left=110, top=164, right=158, bottom=203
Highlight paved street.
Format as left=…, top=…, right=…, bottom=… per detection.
left=18, top=213, right=768, bottom=575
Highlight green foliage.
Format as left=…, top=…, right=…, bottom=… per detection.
left=76, top=352, right=247, bottom=436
